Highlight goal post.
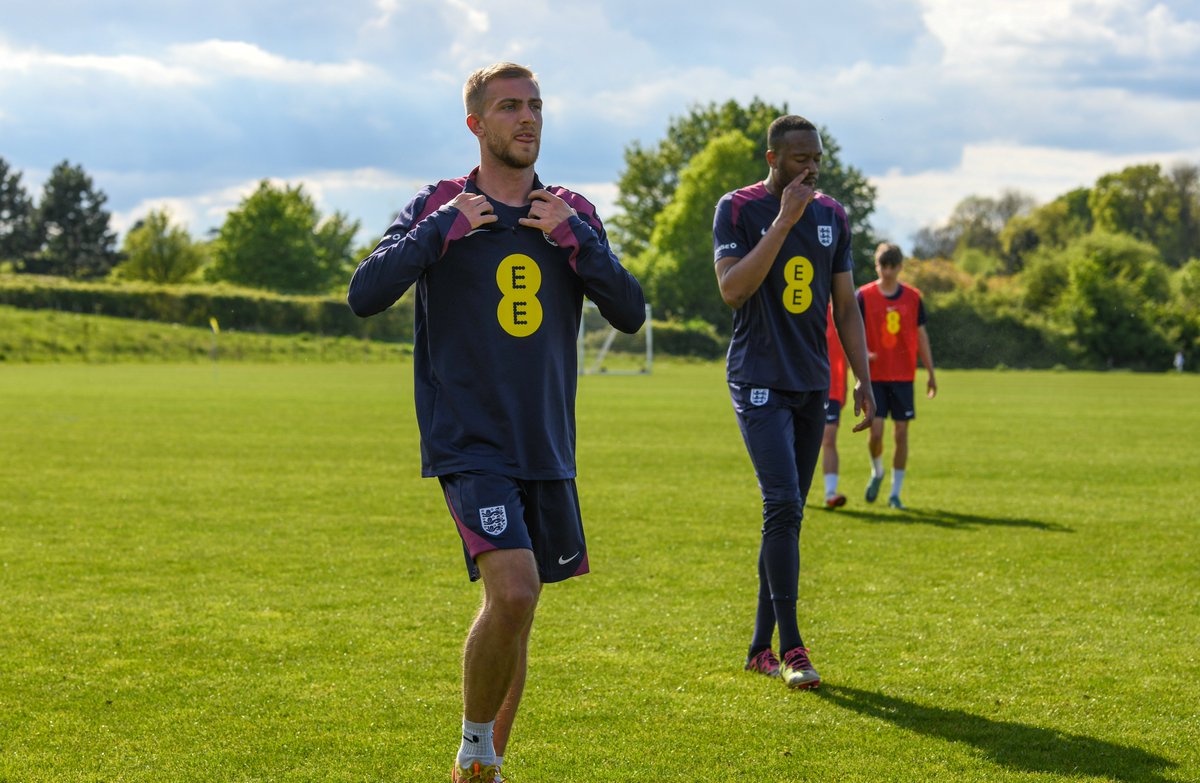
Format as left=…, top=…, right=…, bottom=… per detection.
left=577, top=301, right=653, bottom=375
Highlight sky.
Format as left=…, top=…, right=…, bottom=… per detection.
left=2, top=0, right=1199, bottom=251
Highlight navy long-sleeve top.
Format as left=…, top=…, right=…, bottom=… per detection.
left=349, top=168, right=645, bottom=480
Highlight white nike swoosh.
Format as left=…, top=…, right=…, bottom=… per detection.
left=464, top=228, right=488, bottom=237
left=558, top=552, right=580, bottom=565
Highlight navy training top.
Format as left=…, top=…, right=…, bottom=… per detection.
left=713, top=181, right=854, bottom=392
left=348, top=169, right=646, bottom=480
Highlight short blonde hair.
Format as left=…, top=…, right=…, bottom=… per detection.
left=463, top=62, right=538, bottom=117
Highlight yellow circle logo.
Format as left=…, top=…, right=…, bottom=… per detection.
left=496, top=254, right=543, bottom=337
left=782, top=256, right=814, bottom=314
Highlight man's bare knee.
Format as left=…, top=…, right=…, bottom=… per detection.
left=478, top=549, right=541, bottom=629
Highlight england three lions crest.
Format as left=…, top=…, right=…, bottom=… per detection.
left=817, top=225, right=834, bottom=247
left=479, top=505, right=508, bottom=536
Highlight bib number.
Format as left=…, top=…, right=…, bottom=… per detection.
left=882, top=310, right=901, bottom=348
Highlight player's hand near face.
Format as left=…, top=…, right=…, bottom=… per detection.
left=850, top=380, right=876, bottom=433
left=520, top=189, right=577, bottom=234
left=448, top=192, right=498, bottom=230
left=774, top=176, right=818, bottom=228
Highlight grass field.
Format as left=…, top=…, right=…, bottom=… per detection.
left=0, top=305, right=408, bottom=364
left=1, top=362, right=1198, bottom=782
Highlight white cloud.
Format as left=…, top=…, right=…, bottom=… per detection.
left=918, top=0, right=1200, bottom=74
left=168, top=40, right=375, bottom=84
left=0, top=42, right=202, bottom=86
left=366, top=0, right=403, bottom=29
left=0, top=39, right=376, bottom=89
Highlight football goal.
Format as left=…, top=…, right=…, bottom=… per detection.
left=577, top=301, right=653, bottom=375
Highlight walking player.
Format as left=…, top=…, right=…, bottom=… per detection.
left=348, top=62, right=645, bottom=782
left=858, top=242, right=937, bottom=510
left=713, top=115, right=874, bottom=689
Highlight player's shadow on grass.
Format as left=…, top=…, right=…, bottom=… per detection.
left=827, top=506, right=1072, bottom=532
left=816, top=684, right=1176, bottom=783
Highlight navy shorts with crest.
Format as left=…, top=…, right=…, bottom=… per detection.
left=439, top=471, right=588, bottom=583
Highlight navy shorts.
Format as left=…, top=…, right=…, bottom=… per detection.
left=872, top=381, right=916, bottom=421
left=729, top=383, right=826, bottom=508
left=439, top=471, right=588, bottom=583
left=824, top=398, right=842, bottom=424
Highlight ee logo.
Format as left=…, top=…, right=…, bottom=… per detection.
left=782, top=256, right=814, bottom=314
left=496, top=254, right=543, bottom=337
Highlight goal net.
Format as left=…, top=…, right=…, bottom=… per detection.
left=577, top=301, right=653, bottom=375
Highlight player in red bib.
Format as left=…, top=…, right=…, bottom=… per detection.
left=857, top=243, right=937, bottom=510
left=821, top=302, right=849, bottom=508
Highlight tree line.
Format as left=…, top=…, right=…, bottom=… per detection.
left=0, top=158, right=360, bottom=295
left=4, top=101, right=1198, bottom=370
left=609, top=100, right=1198, bottom=370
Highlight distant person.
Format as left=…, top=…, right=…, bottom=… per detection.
left=348, top=62, right=645, bottom=783
left=714, top=114, right=874, bottom=690
left=858, top=243, right=937, bottom=510
left=822, top=301, right=849, bottom=508
left=1175, top=351, right=1185, bottom=373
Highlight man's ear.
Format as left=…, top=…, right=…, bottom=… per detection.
left=466, top=114, right=484, bottom=138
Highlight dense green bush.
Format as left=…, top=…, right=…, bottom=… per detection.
left=650, top=318, right=727, bottom=359
left=925, top=290, right=1073, bottom=369
left=0, top=275, right=411, bottom=341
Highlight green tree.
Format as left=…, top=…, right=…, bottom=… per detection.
left=1163, top=258, right=1200, bottom=365
left=912, top=190, right=1035, bottom=273
left=1088, top=163, right=1195, bottom=267
left=1000, top=187, right=1093, bottom=271
left=25, top=160, right=118, bottom=278
left=0, top=157, right=38, bottom=262
left=313, top=210, right=363, bottom=289
left=208, top=180, right=360, bottom=293
left=611, top=98, right=879, bottom=282
left=629, top=131, right=761, bottom=327
left=1166, top=162, right=1200, bottom=266
left=1020, top=249, right=1071, bottom=313
left=1057, top=231, right=1173, bottom=368
left=113, top=209, right=207, bottom=284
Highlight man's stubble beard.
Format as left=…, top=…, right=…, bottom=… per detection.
left=487, top=131, right=539, bottom=170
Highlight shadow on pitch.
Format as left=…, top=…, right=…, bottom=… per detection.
left=821, top=505, right=1072, bottom=532
left=815, top=684, right=1177, bottom=783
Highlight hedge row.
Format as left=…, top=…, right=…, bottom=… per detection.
left=925, top=291, right=1073, bottom=369
left=0, top=275, right=412, bottom=341
left=5, top=274, right=1073, bottom=368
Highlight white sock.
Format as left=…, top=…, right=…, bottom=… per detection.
left=891, top=469, right=906, bottom=498
left=458, top=718, right=496, bottom=767
left=824, top=473, right=839, bottom=498
left=496, top=756, right=504, bottom=778
left=871, top=457, right=884, bottom=478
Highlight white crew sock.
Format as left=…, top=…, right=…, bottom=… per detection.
left=458, top=718, right=496, bottom=767
left=495, top=755, right=504, bottom=781
left=891, top=469, right=906, bottom=498
left=871, top=457, right=884, bottom=478
left=824, top=473, right=839, bottom=498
